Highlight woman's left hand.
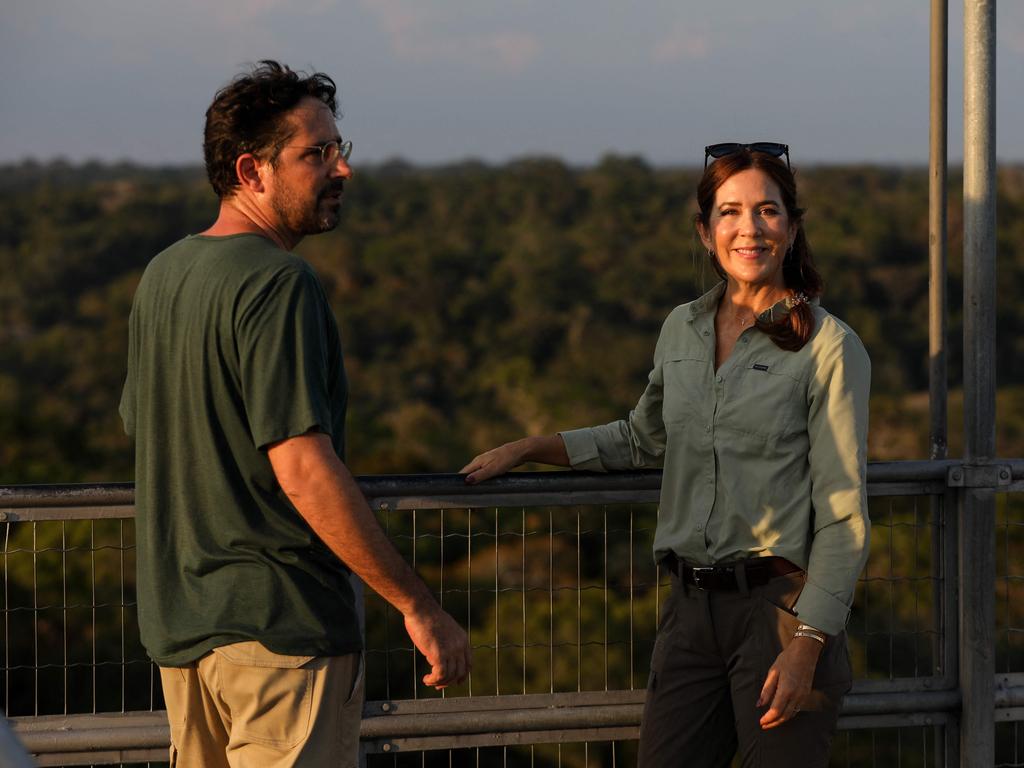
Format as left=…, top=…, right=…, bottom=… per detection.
left=460, top=440, right=531, bottom=484
left=756, top=635, right=824, bottom=729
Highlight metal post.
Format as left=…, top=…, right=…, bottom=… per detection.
left=928, top=3, right=952, bottom=765
left=929, top=0, right=949, bottom=463
left=959, top=0, right=997, bottom=766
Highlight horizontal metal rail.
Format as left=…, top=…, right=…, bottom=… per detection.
left=5, top=459, right=1024, bottom=521
left=16, top=682, right=1008, bottom=756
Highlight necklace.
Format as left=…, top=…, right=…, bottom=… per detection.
left=722, top=304, right=758, bottom=329
left=724, top=293, right=786, bottom=327
left=715, top=305, right=756, bottom=344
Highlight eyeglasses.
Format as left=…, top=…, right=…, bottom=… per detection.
left=704, top=142, right=790, bottom=170
left=287, top=139, right=353, bottom=165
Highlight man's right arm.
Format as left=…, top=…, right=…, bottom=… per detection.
left=267, top=430, right=471, bottom=688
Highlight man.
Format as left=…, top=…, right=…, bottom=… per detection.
left=119, top=60, right=471, bottom=768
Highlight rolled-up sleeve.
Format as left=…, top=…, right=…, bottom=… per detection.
left=793, top=332, right=872, bottom=635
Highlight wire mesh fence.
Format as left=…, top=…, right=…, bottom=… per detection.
left=995, top=491, right=1024, bottom=768
left=852, top=494, right=946, bottom=685
left=830, top=725, right=946, bottom=768
left=997, top=720, right=1024, bottom=768
left=364, top=492, right=949, bottom=710
left=996, top=493, right=1024, bottom=676
left=364, top=503, right=660, bottom=705
left=0, top=471, right=1014, bottom=767
left=2, top=518, right=156, bottom=720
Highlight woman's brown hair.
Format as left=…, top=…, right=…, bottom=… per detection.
left=694, top=149, right=822, bottom=351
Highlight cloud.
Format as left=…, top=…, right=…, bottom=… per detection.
left=359, top=0, right=540, bottom=73
left=13, top=1, right=281, bottom=66
left=652, top=22, right=710, bottom=63
left=359, top=0, right=424, bottom=58
left=178, top=0, right=336, bottom=25
left=487, top=33, right=540, bottom=73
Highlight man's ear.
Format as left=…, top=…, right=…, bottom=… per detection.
left=235, top=153, right=265, bottom=194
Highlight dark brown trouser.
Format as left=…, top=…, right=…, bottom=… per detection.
left=637, top=569, right=851, bottom=768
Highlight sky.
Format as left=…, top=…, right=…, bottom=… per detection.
left=2, top=1, right=1023, bottom=168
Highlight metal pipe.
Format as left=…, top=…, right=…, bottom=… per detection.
left=0, top=483, right=134, bottom=509
left=929, top=0, right=949, bottom=462
left=960, top=0, right=997, bottom=765
left=15, top=687, right=966, bottom=753
left=361, top=703, right=643, bottom=738
left=3, top=460, right=1011, bottom=511
left=929, top=7, right=952, bottom=765
left=962, top=4, right=998, bottom=464
left=18, top=725, right=169, bottom=754
left=0, top=473, right=663, bottom=509
left=995, top=685, right=1024, bottom=708
left=17, top=459, right=1024, bottom=521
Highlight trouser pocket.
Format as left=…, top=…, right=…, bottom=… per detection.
left=212, top=641, right=318, bottom=748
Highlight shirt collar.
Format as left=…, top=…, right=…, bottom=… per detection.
left=686, top=281, right=820, bottom=323
left=686, top=282, right=727, bottom=322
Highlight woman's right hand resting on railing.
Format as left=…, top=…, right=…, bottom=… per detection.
left=460, top=434, right=571, bottom=484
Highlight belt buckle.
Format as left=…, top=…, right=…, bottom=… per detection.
left=690, top=566, right=717, bottom=589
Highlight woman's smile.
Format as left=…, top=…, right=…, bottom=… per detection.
left=699, top=168, right=796, bottom=291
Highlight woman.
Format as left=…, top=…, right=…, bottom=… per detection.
left=460, top=144, right=870, bottom=767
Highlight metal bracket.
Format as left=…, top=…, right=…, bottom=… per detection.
left=946, top=463, right=1013, bottom=488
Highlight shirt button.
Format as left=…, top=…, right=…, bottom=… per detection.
left=705, top=424, right=711, bottom=432
left=715, top=376, right=723, bottom=383
left=703, top=329, right=710, bottom=336
left=696, top=524, right=703, bottom=531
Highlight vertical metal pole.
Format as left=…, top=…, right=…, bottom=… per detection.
left=960, top=1, right=997, bottom=766
left=942, top=489, right=961, bottom=766
left=930, top=0, right=949, bottom=462
left=963, top=5, right=998, bottom=463
left=928, top=5, right=952, bottom=766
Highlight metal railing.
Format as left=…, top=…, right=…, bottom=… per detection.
left=5, top=461, right=1024, bottom=766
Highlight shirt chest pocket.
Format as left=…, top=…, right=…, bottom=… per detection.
left=720, top=365, right=806, bottom=439
left=661, top=354, right=710, bottom=425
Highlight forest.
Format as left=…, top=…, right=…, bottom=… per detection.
left=3, top=157, right=1024, bottom=486
left=3, top=158, right=1024, bottom=767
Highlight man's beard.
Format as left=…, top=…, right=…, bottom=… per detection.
left=272, top=183, right=344, bottom=236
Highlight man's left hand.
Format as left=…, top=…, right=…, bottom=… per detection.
left=756, top=635, right=823, bottom=729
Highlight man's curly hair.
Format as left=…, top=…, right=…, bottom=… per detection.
left=203, top=60, right=338, bottom=199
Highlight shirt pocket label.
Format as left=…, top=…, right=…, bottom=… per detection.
left=722, top=364, right=804, bottom=439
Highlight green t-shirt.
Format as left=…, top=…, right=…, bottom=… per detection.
left=120, top=233, right=361, bottom=666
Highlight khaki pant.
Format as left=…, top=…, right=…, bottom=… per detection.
left=637, top=569, right=851, bottom=768
left=160, top=641, right=364, bottom=768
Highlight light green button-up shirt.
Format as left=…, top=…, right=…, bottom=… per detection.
left=560, top=282, right=871, bottom=635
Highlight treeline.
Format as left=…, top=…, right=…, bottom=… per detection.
left=3, top=157, right=1024, bottom=484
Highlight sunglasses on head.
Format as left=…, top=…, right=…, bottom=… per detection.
left=704, top=142, right=790, bottom=170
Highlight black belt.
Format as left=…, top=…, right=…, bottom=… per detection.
left=661, top=553, right=802, bottom=591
